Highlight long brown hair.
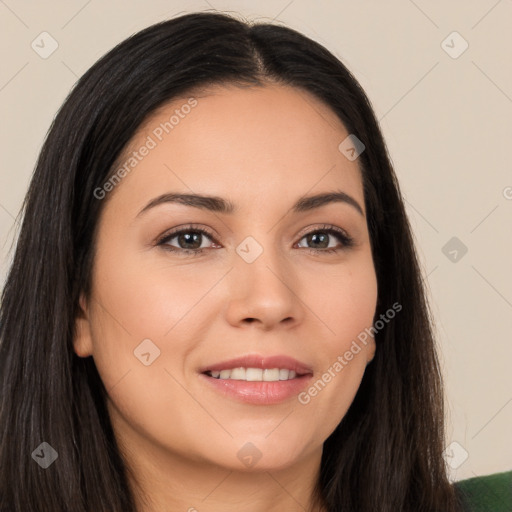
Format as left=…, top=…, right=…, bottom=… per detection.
left=0, top=11, right=462, bottom=511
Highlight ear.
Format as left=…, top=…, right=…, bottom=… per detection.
left=73, top=293, right=94, bottom=358
left=366, top=337, right=377, bottom=365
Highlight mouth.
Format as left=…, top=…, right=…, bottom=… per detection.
left=199, top=354, right=313, bottom=405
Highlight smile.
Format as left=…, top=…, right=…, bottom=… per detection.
left=205, top=367, right=298, bottom=381
left=199, top=354, right=314, bottom=405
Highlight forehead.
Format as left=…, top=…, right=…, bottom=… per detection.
left=107, top=83, right=364, bottom=214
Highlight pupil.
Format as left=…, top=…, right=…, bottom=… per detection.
left=180, top=232, right=201, bottom=249
left=310, top=233, right=328, bottom=248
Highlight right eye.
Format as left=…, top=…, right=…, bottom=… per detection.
left=157, top=225, right=220, bottom=256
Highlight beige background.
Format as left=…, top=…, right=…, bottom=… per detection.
left=1, top=0, right=511, bottom=482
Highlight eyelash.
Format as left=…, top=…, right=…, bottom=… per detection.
left=156, top=223, right=354, bottom=257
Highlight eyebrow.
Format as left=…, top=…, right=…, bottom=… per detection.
left=136, top=190, right=364, bottom=218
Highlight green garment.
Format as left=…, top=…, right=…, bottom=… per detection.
left=453, top=470, right=512, bottom=511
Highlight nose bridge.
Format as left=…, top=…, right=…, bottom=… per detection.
left=225, top=232, right=303, bottom=328
left=234, top=232, right=289, bottom=286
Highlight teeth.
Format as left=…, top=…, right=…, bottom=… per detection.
left=207, top=367, right=300, bottom=381
left=263, top=368, right=280, bottom=381
left=246, top=368, right=262, bottom=381
left=230, top=367, right=246, bottom=380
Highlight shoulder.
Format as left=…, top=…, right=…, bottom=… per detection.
left=453, top=470, right=512, bottom=512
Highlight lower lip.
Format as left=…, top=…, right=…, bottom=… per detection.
left=199, top=373, right=313, bottom=405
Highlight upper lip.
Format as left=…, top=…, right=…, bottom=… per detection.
left=199, top=354, right=313, bottom=376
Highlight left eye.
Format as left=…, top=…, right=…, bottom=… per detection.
left=296, top=229, right=351, bottom=251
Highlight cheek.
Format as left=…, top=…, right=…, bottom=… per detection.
left=312, top=251, right=378, bottom=347
left=91, top=242, right=216, bottom=340
left=87, top=243, right=235, bottom=413
left=297, top=254, right=377, bottom=428
left=87, top=250, right=219, bottom=459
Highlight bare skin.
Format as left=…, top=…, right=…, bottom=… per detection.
left=73, top=83, right=378, bottom=512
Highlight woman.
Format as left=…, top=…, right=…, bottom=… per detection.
left=0, top=10, right=491, bottom=512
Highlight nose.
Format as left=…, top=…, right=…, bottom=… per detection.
left=224, top=244, right=305, bottom=331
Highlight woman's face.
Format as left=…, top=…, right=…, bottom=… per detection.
left=74, top=83, right=378, bottom=474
